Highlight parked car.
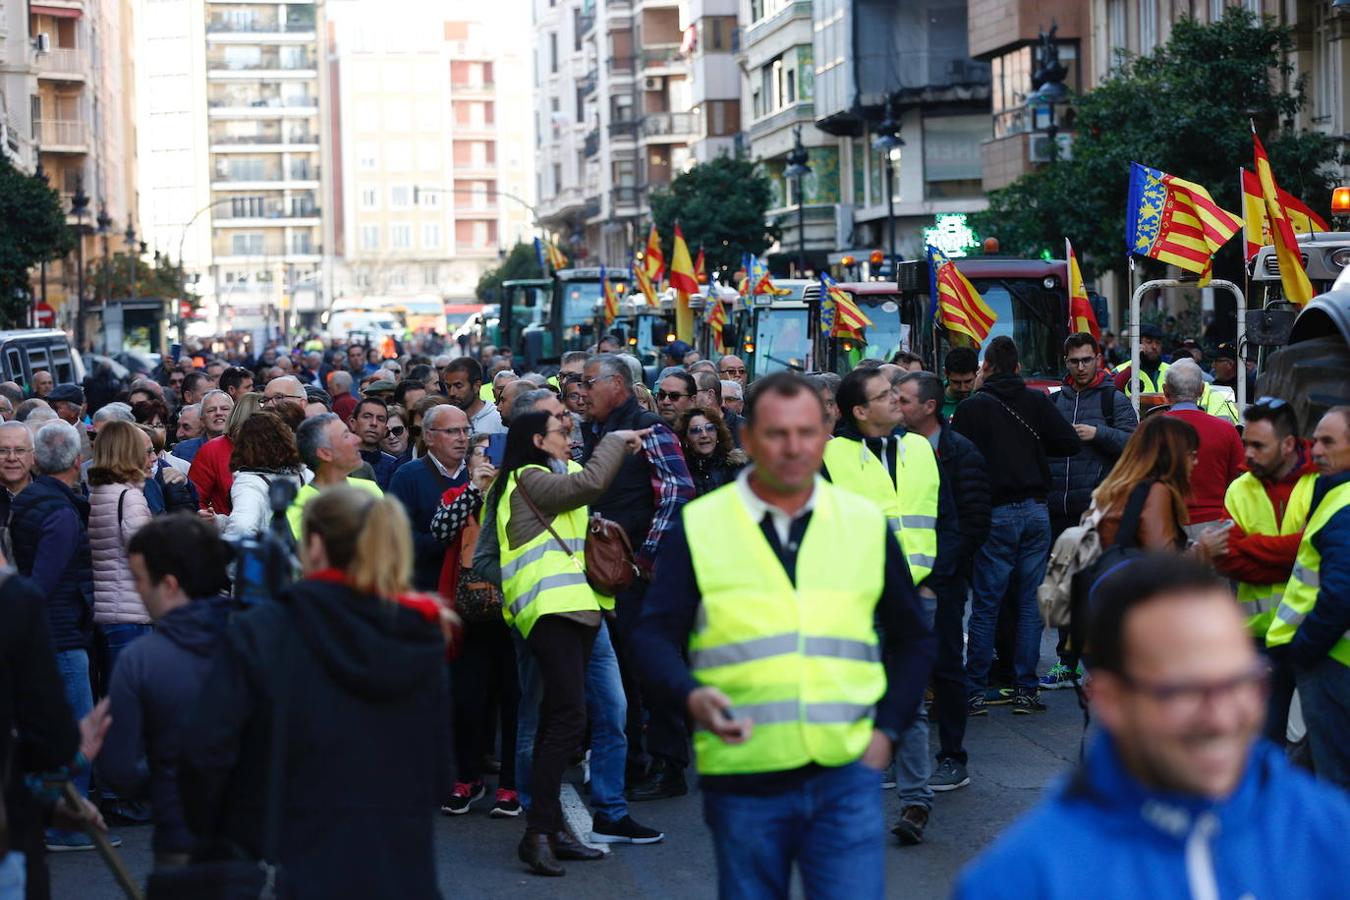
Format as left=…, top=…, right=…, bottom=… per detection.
left=0, top=329, right=85, bottom=392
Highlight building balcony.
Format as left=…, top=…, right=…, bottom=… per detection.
left=641, top=111, right=697, bottom=141
left=454, top=204, right=498, bottom=219
left=749, top=100, right=814, bottom=141
left=35, top=48, right=87, bottom=81
left=583, top=129, right=600, bottom=158
left=210, top=132, right=319, bottom=151
left=639, top=44, right=683, bottom=73
left=206, top=54, right=317, bottom=77
left=584, top=195, right=602, bottom=220
left=34, top=119, right=88, bottom=153
left=206, top=17, right=316, bottom=37
left=608, top=119, right=639, bottom=141
left=213, top=207, right=322, bottom=227
left=742, top=0, right=812, bottom=50
left=579, top=68, right=599, bottom=97
left=607, top=56, right=636, bottom=76
left=452, top=161, right=498, bottom=178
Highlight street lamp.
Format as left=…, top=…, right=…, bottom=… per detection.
left=784, top=125, right=811, bottom=277
left=97, top=207, right=112, bottom=318
left=871, top=98, right=904, bottom=279
left=70, top=188, right=89, bottom=348
left=1027, top=25, right=1071, bottom=163
left=125, top=221, right=138, bottom=307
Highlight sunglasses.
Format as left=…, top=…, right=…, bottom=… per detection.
left=388, top=425, right=406, bottom=437
left=688, top=423, right=717, bottom=436
left=1253, top=396, right=1287, bottom=410
left=656, top=390, right=690, bottom=402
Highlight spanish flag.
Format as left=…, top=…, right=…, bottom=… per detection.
left=928, top=245, right=996, bottom=344
left=1249, top=131, right=1316, bottom=305
left=538, top=238, right=567, bottom=271
left=706, top=294, right=727, bottom=354
left=668, top=224, right=699, bottom=342
left=643, top=224, right=665, bottom=284
left=1240, top=169, right=1329, bottom=261
left=1065, top=238, right=1101, bottom=341
left=600, top=265, right=619, bottom=326
left=820, top=272, right=873, bottom=341
left=1126, top=162, right=1243, bottom=283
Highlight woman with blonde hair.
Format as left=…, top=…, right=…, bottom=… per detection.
left=88, top=419, right=156, bottom=670
left=189, top=392, right=263, bottom=515
left=181, top=486, right=451, bottom=899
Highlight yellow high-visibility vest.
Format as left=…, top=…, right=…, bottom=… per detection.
left=1114, top=360, right=1170, bottom=395
left=1265, top=481, right=1350, bottom=668
left=685, top=481, right=887, bottom=775
left=822, top=433, right=939, bottom=585
left=1223, top=471, right=1316, bottom=638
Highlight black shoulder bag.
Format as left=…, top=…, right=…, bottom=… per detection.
left=146, top=623, right=295, bottom=899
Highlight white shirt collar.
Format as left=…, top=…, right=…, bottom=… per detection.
left=426, top=452, right=466, bottom=480
left=735, top=467, right=819, bottom=547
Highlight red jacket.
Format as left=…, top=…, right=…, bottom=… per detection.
left=1163, top=408, right=1244, bottom=524
left=1215, top=442, right=1317, bottom=585
left=189, top=435, right=235, bottom=514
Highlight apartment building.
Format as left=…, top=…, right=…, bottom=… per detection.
left=29, top=0, right=139, bottom=342
left=1, top=0, right=37, bottom=171
left=329, top=0, right=534, bottom=305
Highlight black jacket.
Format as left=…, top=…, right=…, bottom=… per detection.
left=97, top=596, right=231, bottom=854
left=0, top=574, right=79, bottom=900
left=1047, top=379, right=1138, bottom=525
left=583, top=394, right=664, bottom=551
left=936, top=422, right=991, bottom=577
left=180, top=578, right=450, bottom=899
left=9, top=475, right=95, bottom=651
left=687, top=449, right=747, bottom=497
left=950, top=375, right=1081, bottom=507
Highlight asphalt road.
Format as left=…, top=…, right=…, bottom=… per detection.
left=50, top=639, right=1084, bottom=899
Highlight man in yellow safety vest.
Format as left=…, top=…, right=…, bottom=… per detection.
left=633, top=372, right=934, bottom=898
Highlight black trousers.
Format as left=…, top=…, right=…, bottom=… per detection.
left=931, top=575, right=969, bottom=764
left=613, top=578, right=691, bottom=769
left=524, top=615, right=597, bottom=835
left=451, top=617, right=520, bottom=788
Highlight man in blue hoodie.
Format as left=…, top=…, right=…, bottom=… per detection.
left=956, top=554, right=1350, bottom=899
left=96, top=513, right=233, bottom=870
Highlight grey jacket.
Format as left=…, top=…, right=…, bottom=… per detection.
left=1047, top=380, right=1138, bottom=525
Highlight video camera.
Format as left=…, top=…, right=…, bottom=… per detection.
left=224, top=478, right=300, bottom=606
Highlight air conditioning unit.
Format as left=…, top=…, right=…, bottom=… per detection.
left=642, top=76, right=664, bottom=91
left=34, top=33, right=51, bottom=53
left=1028, top=132, right=1072, bottom=163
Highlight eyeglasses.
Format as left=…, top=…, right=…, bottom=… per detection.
left=865, top=387, right=895, bottom=404
left=656, top=390, right=691, bottom=402
left=427, top=426, right=471, bottom=437
left=0, top=447, right=32, bottom=458
left=388, top=425, right=406, bottom=437
left=687, top=424, right=717, bottom=436
left=552, top=411, right=572, bottom=426
left=544, top=427, right=569, bottom=437
left=719, top=366, right=746, bottom=376
left=260, top=394, right=305, bottom=405
left=1066, top=356, right=1096, bottom=368
left=582, top=375, right=615, bottom=389
left=1118, top=661, right=1270, bottom=718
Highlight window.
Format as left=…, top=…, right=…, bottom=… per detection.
left=360, top=225, right=380, bottom=251
left=785, top=68, right=796, bottom=104
left=389, top=269, right=407, bottom=288
left=390, top=224, right=412, bottom=249
left=922, top=115, right=986, bottom=200
left=291, top=232, right=313, bottom=254
left=359, top=187, right=379, bottom=210
left=549, top=33, right=558, bottom=74
left=358, top=141, right=378, bottom=170
left=231, top=233, right=264, bottom=255
left=422, top=223, right=441, bottom=248
left=423, top=265, right=439, bottom=286
left=1138, top=0, right=1158, bottom=52
left=390, top=185, right=412, bottom=208
left=420, top=189, right=441, bottom=209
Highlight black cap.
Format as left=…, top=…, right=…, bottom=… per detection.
left=667, top=340, right=692, bottom=359
left=1138, top=323, right=1163, bottom=340
left=47, top=384, right=85, bottom=405
left=1215, top=341, right=1237, bottom=361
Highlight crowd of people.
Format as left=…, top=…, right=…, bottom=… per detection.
left=1, top=323, right=1348, bottom=899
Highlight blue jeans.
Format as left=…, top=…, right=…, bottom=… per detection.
left=0, top=852, right=24, bottom=900
left=966, top=500, right=1051, bottom=693
left=101, top=622, right=154, bottom=679
left=702, top=762, right=885, bottom=900
left=896, top=589, right=935, bottom=809
left=1295, top=657, right=1350, bottom=790
left=515, top=619, right=630, bottom=820
left=53, top=649, right=93, bottom=798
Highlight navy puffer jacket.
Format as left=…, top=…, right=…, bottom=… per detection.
left=1047, top=379, right=1138, bottom=525
left=9, top=475, right=95, bottom=651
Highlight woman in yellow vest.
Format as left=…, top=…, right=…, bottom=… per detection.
left=484, top=409, right=648, bottom=876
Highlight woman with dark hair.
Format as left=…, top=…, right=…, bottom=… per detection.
left=487, top=410, right=647, bottom=876
left=222, top=412, right=309, bottom=540
left=181, top=486, right=451, bottom=899
left=674, top=406, right=747, bottom=496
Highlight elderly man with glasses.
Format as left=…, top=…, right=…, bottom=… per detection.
left=390, top=404, right=472, bottom=591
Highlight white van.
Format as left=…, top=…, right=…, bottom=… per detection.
left=325, top=310, right=402, bottom=342
left=0, top=329, right=85, bottom=392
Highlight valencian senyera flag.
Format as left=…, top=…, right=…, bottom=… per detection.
left=706, top=291, right=728, bottom=354
left=1065, top=238, right=1101, bottom=341
left=1126, top=162, right=1242, bottom=284
left=600, top=265, right=619, bottom=326
left=1251, top=130, right=1315, bottom=305
left=643, top=224, right=665, bottom=285
left=740, top=253, right=791, bottom=297
left=927, top=244, right=995, bottom=344
left=819, top=272, right=873, bottom=341
left=1240, top=168, right=1329, bottom=261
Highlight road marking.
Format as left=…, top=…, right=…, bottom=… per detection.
left=560, top=783, right=610, bottom=855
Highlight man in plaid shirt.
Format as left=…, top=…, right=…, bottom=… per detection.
left=582, top=354, right=696, bottom=802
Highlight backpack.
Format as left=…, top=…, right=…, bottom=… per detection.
left=1039, top=480, right=1153, bottom=655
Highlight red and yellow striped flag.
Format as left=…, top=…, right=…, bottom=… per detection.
left=642, top=224, right=665, bottom=284
left=1240, top=168, right=1329, bottom=261
left=1065, top=238, right=1100, bottom=341
left=927, top=245, right=995, bottom=344
left=668, top=224, right=698, bottom=342
left=1252, top=131, right=1315, bottom=305
left=1126, top=162, right=1243, bottom=283
left=600, top=266, right=619, bottom=326
left=706, top=295, right=727, bottom=354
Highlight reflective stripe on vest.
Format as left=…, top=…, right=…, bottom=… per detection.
left=497, top=466, right=600, bottom=638
left=1201, top=384, right=1239, bottom=424
left=1114, top=360, right=1169, bottom=395
left=1223, top=471, right=1316, bottom=640
left=684, top=481, right=887, bottom=775
left=822, top=433, right=940, bottom=585
left=1265, top=482, right=1350, bottom=668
